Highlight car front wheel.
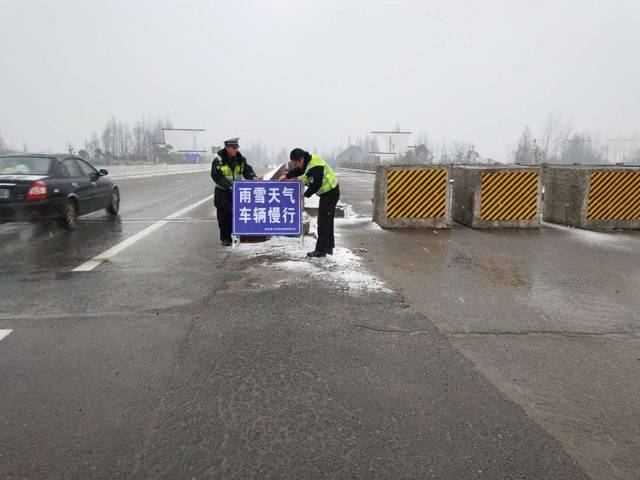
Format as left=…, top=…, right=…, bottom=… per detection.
left=106, top=188, right=120, bottom=215
left=59, top=199, right=78, bottom=230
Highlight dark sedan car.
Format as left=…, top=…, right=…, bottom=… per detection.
left=0, top=154, right=120, bottom=230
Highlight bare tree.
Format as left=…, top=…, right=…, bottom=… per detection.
left=414, top=131, right=431, bottom=148
left=356, top=134, right=377, bottom=157
left=92, top=115, right=174, bottom=164
left=514, top=127, right=535, bottom=165
left=539, top=111, right=563, bottom=162
left=558, top=119, right=574, bottom=162
left=432, top=139, right=448, bottom=164
left=451, top=141, right=473, bottom=164
left=86, top=133, right=101, bottom=159
left=243, top=140, right=271, bottom=167
left=414, top=144, right=434, bottom=164
left=466, top=145, right=480, bottom=163
left=562, top=133, right=604, bottom=164
left=132, top=121, right=145, bottom=159
left=0, top=132, right=8, bottom=153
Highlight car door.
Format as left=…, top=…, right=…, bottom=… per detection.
left=62, top=158, right=94, bottom=214
left=76, top=159, right=109, bottom=211
left=81, top=159, right=112, bottom=208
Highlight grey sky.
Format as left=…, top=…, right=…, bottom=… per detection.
left=1, top=0, right=639, bottom=160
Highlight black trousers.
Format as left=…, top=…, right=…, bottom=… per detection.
left=214, top=188, right=232, bottom=242
left=316, top=185, right=340, bottom=253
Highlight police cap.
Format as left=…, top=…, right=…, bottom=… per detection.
left=224, top=137, right=240, bottom=147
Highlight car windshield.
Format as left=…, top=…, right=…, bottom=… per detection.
left=0, top=156, right=52, bottom=175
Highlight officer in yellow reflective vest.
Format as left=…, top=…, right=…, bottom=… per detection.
left=211, top=138, right=260, bottom=246
left=281, top=148, right=340, bottom=258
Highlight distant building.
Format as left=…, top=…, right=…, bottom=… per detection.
left=336, top=145, right=366, bottom=164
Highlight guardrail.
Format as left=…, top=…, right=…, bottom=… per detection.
left=337, top=162, right=378, bottom=172
left=98, top=163, right=211, bottom=179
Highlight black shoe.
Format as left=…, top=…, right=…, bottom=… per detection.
left=221, top=239, right=232, bottom=247
left=326, top=249, right=333, bottom=255
left=306, top=250, right=326, bottom=258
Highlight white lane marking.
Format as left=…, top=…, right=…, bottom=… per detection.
left=73, top=194, right=214, bottom=272
left=72, top=221, right=168, bottom=271
left=166, top=195, right=214, bottom=219
left=0, top=329, right=12, bottom=342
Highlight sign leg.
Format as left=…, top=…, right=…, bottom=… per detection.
left=301, top=193, right=304, bottom=249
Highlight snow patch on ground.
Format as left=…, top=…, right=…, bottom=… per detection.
left=338, top=202, right=357, bottom=219
left=236, top=230, right=390, bottom=295
left=543, top=222, right=640, bottom=252
left=340, top=216, right=382, bottom=230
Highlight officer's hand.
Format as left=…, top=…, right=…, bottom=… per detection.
left=255, top=175, right=263, bottom=180
left=278, top=174, right=287, bottom=181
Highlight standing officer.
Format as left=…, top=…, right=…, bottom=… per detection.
left=211, top=137, right=260, bottom=246
left=280, top=148, right=339, bottom=258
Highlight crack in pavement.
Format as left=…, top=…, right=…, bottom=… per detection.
left=351, top=324, right=432, bottom=335
left=447, top=330, right=639, bottom=337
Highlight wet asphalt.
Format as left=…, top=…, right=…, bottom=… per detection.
left=0, top=169, right=601, bottom=478
left=337, top=169, right=640, bottom=480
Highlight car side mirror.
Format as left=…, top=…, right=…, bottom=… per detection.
left=98, top=169, right=109, bottom=176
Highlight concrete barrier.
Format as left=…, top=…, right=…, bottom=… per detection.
left=543, top=165, right=640, bottom=230
left=451, top=165, right=541, bottom=228
left=373, top=165, right=451, bottom=229
left=264, top=164, right=287, bottom=180
left=99, top=163, right=210, bottom=179
left=338, top=162, right=378, bottom=172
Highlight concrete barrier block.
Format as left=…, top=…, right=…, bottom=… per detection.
left=451, top=165, right=541, bottom=228
left=99, top=163, right=210, bottom=178
left=543, top=165, right=640, bottom=230
left=373, top=165, right=451, bottom=229
left=265, top=164, right=287, bottom=180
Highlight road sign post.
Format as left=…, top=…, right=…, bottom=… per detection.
left=232, top=181, right=302, bottom=246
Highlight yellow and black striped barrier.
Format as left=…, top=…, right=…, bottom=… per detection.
left=451, top=166, right=541, bottom=228
left=480, top=171, right=539, bottom=221
left=373, top=166, right=451, bottom=229
left=543, top=166, right=640, bottom=230
left=386, top=168, right=447, bottom=219
left=586, top=171, right=640, bottom=221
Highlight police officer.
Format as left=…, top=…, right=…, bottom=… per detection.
left=211, top=138, right=260, bottom=246
left=281, top=148, right=339, bottom=258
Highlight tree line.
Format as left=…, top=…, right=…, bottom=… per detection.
left=73, top=116, right=175, bottom=164
left=513, top=112, right=640, bottom=165
left=0, top=132, right=8, bottom=154
left=333, top=132, right=484, bottom=166
left=331, top=115, right=640, bottom=167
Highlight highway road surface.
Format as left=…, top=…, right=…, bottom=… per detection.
left=1, top=167, right=636, bottom=479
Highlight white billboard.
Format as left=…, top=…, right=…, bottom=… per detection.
left=162, top=129, right=207, bottom=153
left=370, top=131, right=412, bottom=162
